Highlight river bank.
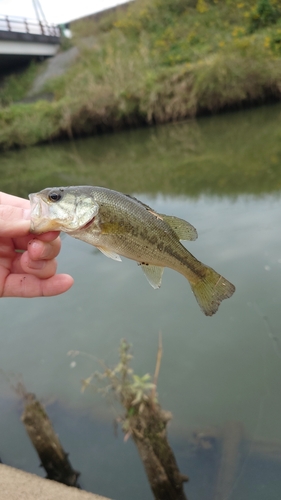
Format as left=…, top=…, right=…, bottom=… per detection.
left=1, top=0, right=281, bottom=150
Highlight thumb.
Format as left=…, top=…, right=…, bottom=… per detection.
left=0, top=205, right=31, bottom=237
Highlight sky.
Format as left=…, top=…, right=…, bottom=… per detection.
left=0, top=0, right=130, bottom=24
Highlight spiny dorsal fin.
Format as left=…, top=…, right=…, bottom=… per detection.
left=124, top=194, right=153, bottom=211
left=138, top=263, right=164, bottom=289
left=160, top=215, right=198, bottom=241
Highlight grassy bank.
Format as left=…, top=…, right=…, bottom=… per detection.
left=1, top=0, right=281, bottom=149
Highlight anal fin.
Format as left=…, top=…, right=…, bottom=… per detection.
left=139, top=263, right=164, bottom=289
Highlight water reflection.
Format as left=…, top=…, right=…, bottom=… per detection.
left=1, top=104, right=281, bottom=499
left=1, top=103, right=281, bottom=199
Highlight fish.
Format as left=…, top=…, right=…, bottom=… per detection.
left=29, top=186, right=235, bottom=316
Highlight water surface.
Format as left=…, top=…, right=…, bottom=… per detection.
left=1, top=103, right=281, bottom=499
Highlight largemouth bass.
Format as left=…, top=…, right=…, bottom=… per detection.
left=29, top=186, right=235, bottom=316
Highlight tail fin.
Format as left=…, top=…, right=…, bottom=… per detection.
left=190, top=266, right=235, bottom=316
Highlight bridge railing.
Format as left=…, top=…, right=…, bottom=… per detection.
left=0, top=15, right=60, bottom=37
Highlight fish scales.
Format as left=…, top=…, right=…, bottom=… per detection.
left=88, top=189, right=205, bottom=281
left=29, top=186, right=235, bottom=316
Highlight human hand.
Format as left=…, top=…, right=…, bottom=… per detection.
left=0, top=192, right=74, bottom=297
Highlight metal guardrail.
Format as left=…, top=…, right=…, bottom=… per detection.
left=0, top=15, right=60, bottom=37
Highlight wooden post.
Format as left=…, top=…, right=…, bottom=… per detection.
left=126, top=400, right=188, bottom=500
left=21, top=392, right=79, bottom=487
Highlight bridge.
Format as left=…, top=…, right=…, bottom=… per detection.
left=0, top=15, right=60, bottom=71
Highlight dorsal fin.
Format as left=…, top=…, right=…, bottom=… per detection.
left=160, top=215, right=198, bottom=241
left=124, top=194, right=197, bottom=241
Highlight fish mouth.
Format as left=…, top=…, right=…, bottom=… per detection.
left=29, top=193, right=54, bottom=233
left=29, top=194, right=49, bottom=219
left=28, top=193, right=49, bottom=219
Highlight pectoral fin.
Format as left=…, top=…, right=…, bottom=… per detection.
left=139, top=263, right=164, bottom=289
left=160, top=215, right=198, bottom=241
left=97, top=246, right=122, bottom=261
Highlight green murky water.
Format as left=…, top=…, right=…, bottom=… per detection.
left=1, top=103, right=281, bottom=499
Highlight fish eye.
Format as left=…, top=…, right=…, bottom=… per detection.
left=48, top=191, right=62, bottom=202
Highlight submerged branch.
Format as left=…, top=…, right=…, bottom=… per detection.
left=19, top=384, right=79, bottom=487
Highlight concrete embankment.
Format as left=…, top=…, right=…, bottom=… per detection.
left=0, top=463, right=111, bottom=500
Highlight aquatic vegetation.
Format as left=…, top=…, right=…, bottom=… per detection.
left=78, top=339, right=188, bottom=499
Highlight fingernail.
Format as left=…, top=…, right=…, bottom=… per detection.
left=29, top=259, right=45, bottom=270
left=29, top=240, right=49, bottom=259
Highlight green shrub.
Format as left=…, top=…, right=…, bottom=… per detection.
left=249, top=0, right=280, bottom=32
left=0, top=62, right=40, bottom=106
